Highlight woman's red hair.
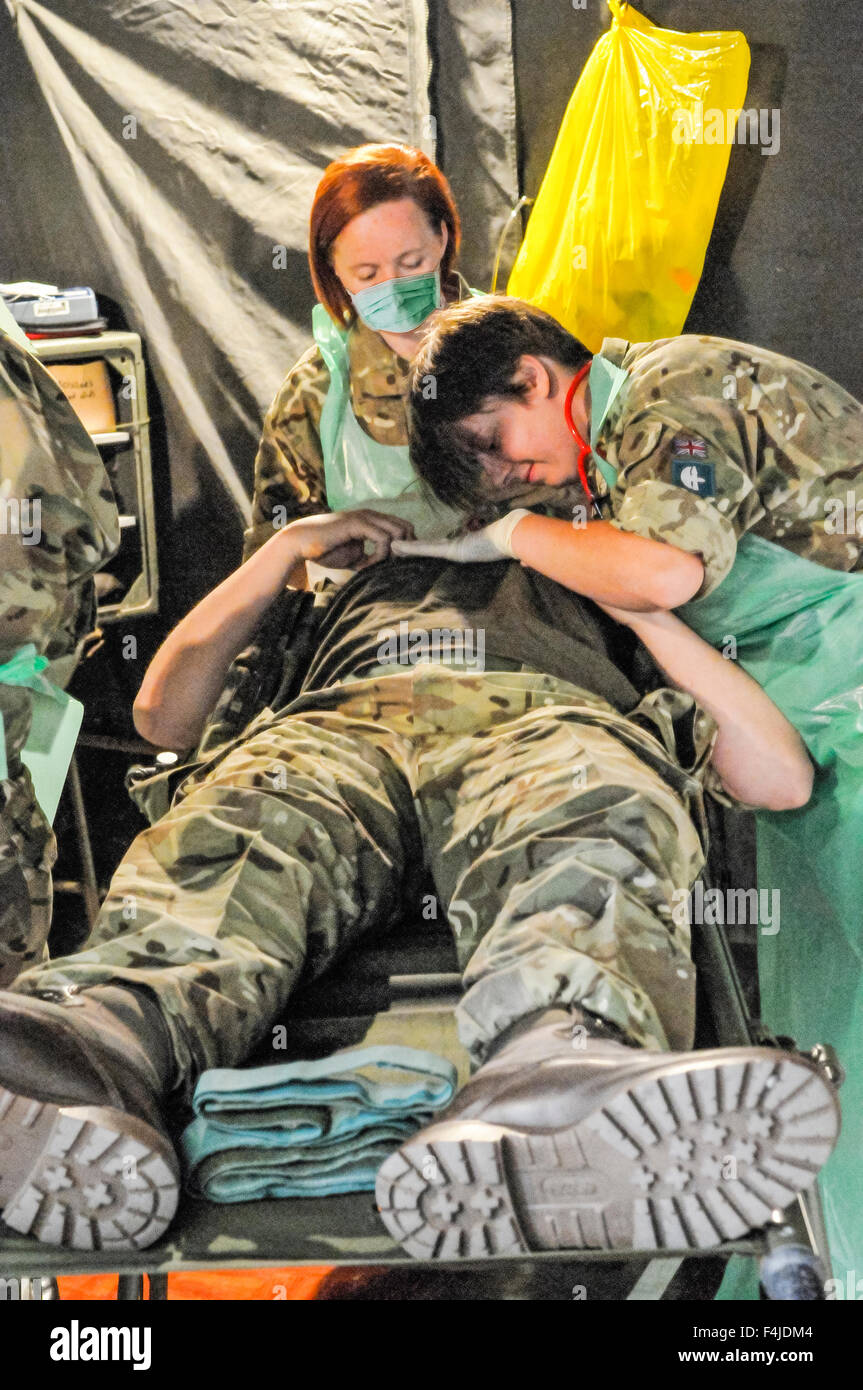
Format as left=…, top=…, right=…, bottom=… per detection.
left=309, top=144, right=461, bottom=325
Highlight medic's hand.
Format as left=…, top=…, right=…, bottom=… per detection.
left=286, top=510, right=415, bottom=569
left=389, top=510, right=532, bottom=563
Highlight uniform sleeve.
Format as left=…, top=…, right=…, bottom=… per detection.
left=242, top=346, right=332, bottom=562
left=608, top=410, right=765, bottom=598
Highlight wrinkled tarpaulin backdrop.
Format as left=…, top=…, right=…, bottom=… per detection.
left=0, top=0, right=519, bottom=615
left=1, top=0, right=860, bottom=613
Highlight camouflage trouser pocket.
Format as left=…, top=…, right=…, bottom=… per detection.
left=125, top=759, right=204, bottom=826
left=124, top=705, right=282, bottom=826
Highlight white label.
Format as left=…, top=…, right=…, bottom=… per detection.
left=33, top=298, right=70, bottom=317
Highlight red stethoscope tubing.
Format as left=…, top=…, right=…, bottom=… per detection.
left=564, top=361, right=599, bottom=513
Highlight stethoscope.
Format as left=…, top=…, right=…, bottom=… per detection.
left=564, top=360, right=608, bottom=520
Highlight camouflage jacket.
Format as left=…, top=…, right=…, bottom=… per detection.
left=244, top=301, right=591, bottom=562
left=591, top=335, right=863, bottom=596
left=242, top=318, right=415, bottom=561
left=0, top=331, right=120, bottom=984
left=0, top=334, right=120, bottom=672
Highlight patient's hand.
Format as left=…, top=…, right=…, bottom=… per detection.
left=288, top=510, right=415, bottom=567
left=314, top=537, right=367, bottom=570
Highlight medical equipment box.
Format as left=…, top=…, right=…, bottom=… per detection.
left=3, top=286, right=100, bottom=330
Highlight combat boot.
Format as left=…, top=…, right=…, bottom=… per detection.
left=0, top=985, right=179, bottom=1251
left=376, top=1008, right=841, bottom=1259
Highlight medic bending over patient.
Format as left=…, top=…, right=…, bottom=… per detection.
left=243, top=143, right=474, bottom=576
left=393, top=294, right=863, bottom=604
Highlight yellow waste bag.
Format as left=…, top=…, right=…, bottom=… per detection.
left=508, top=0, right=750, bottom=350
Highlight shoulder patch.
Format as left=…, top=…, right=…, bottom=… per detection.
left=671, top=458, right=716, bottom=497
left=671, top=434, right=708, bottom=458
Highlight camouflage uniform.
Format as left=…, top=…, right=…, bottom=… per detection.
left=243, top=316, right=585, bottom=562
left=10, top=665, right=719, bottom=1107
left=592, top=335, right=863, bottom=595
left=0, top=333, right=120, bottom=986
left=242, top=319, right=415, bottom=562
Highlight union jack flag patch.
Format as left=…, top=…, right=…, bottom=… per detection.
left=672, top=435, right=707, bottom=458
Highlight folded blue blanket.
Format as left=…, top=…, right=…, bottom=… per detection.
left=179, top=1045, right=458, bottom=1202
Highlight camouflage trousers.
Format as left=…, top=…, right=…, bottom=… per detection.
left=11, top=667, right=710, bottom=1105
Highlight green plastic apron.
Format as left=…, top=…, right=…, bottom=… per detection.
left=312, top=303, right=465, bottom=540
left=675, top=534, right=863, bottom=1294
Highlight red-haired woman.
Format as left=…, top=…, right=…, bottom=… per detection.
left=243, top=144, right=471, bottom=571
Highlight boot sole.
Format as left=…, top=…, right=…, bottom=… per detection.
left=0, top=1086, right=179, bottom=1251
left=375, top=1053, right=839, bottom=1259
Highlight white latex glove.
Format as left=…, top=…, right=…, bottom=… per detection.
left=389, top=509, right=532, bottom=563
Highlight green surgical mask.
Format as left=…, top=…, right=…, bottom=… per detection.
left=349, top=268, right=441, bottom=333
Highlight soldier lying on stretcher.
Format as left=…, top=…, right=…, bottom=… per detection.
left=0, top=508, right=841, bottom=1260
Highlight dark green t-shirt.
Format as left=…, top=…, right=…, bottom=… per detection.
left=298, top=558, right=659, bottom=712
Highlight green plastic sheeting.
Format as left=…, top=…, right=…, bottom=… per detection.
left=677, top=533, right=863, bottom=1297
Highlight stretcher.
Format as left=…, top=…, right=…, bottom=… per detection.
left=0, top=595, right=841, bottom=1301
